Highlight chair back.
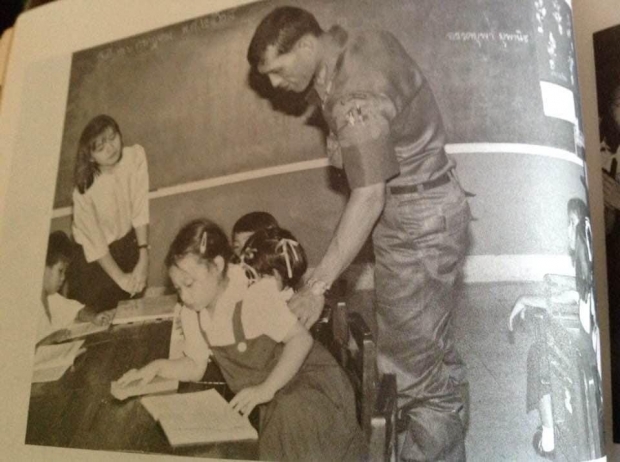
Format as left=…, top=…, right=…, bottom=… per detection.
left=330, top=302, right=398, bottom=461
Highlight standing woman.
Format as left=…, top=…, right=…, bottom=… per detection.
left=68, top=114, right=150, bottom=312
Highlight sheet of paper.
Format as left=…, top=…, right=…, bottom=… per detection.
left=33, top=340, right=85, bottom=370
left=64, top=322, right=109, bottom=340
left=32, top=364, right=71, bottom=383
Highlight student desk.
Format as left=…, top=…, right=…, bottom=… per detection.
left=25, top=320, right=258, bottom=460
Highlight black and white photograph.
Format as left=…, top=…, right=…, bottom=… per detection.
left=594, top=22, right=620, bottom=447
left=0, top=0, right=607, bottom=461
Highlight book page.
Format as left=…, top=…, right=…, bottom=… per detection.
left=141, top=389, right=257, bottom=446
left=0, top=27, right=14, bottom=104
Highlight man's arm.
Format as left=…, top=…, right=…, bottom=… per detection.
left=289, top=182, right=385, bottom=327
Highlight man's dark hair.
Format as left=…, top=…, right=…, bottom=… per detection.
left=247, top=6, right=323, bottom=69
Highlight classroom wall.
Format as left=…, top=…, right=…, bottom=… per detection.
left=50, top=150, right=585, bottom=288
left=49, top=0, right=587, bottom=288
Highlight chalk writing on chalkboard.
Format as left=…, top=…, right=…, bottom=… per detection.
left=180, top=10, right=237, bottom=37
left=97, top=32, right=174, bottom=61
left=95, top=9, right=237, bottom=63
left=446, top=30, right=530, bottom=48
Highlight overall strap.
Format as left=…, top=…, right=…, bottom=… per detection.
left=232, top=300, right=247, bottom=344
left=195, top=301, right=247, bottom=347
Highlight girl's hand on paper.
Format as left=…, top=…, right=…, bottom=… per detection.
left=117, top=363, right=158, bottom=388
left=229, top=384, right=275, bottom=416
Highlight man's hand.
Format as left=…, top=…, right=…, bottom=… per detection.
left=288, top=285, right=324, bottom=329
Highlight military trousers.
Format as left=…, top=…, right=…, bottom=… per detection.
left=373, top=174, right=471, bottom=461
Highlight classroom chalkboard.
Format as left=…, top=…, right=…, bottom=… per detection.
left=54, top=0, right=578, bottom=208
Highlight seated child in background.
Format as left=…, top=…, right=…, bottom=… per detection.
left=117, top=220, right=364, bottom=461
left=231, top=211, right=278, bottom=258
left=38, top=231, right=115, bottom=344
left=240, top=227, right=306, bottom=299
left=508, top=198, right=600, bottom=458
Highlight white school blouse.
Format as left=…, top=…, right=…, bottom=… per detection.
left=72, top=144, right=149, bottom=263
left=180, top=265, right=298, bottom=367
left=37, top=293, right=84, bottom=342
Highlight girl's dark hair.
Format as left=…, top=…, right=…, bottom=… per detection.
left=247, top=6, right=323, bottom=70
left=74, top=115, right=122, bottom=194
left=46, top=231, right=75, bottom=267
left=241, top=227, right=307, bottom=289
left=165, top=219, right=233, bottom=273
left=232, top=211, right=279, bottom=235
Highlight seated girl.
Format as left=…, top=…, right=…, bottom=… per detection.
left=117, top=220, right=364, bottom=461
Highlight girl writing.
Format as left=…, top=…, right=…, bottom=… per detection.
left=117, top=219, right=364, bottom=461
left=68, top=114, right=150, bottom=312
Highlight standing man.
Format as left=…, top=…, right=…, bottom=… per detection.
left=248, top=7, right=471, bottom=461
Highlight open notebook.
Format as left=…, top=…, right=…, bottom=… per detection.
left=141, top=389, right=258, bottom=447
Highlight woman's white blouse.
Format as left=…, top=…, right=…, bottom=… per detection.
left=72, top=144, right=149, bottom=262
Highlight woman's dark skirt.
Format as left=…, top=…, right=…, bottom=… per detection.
left=68, top=229, right=140, bottom=312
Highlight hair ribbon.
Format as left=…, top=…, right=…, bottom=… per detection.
left=276, top=238, right=299, bottom=279
left=200, top=231, right=208, bottom=255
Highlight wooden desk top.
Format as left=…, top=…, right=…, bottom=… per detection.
left=26, top=320, right=258, bottom=460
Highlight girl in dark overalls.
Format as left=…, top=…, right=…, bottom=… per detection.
left=118, top=220, right=364, bottom=461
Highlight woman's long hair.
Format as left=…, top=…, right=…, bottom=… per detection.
left=74, top=115, right=121, bottom=194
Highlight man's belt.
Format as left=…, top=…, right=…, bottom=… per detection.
left=389, top=172, right=451, bottom=195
